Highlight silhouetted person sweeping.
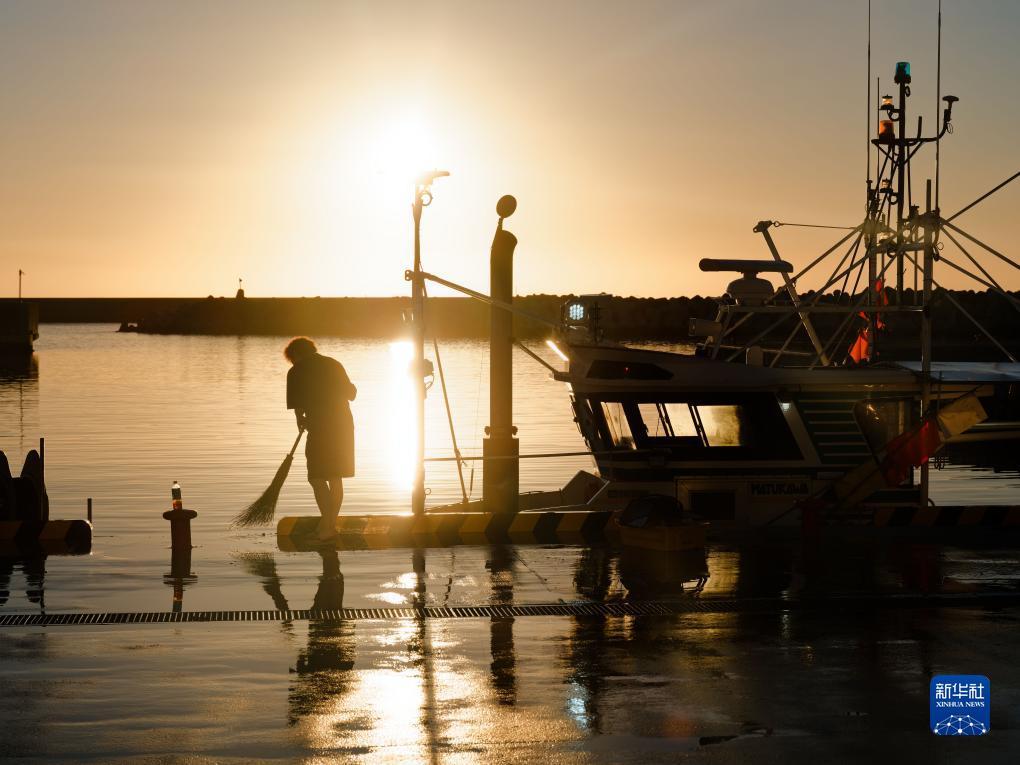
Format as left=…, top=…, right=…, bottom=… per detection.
left=285, top=337, right=357, bottom=541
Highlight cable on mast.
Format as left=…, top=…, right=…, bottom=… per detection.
left=867, top=0, right=872, bottom=189
left=935, top=0, right=943, bottom=216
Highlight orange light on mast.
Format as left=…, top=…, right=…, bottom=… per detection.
left=877, top=120, right=895, bottom=143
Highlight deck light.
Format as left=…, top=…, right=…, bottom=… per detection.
left=881, top=94, right=894, bottom=109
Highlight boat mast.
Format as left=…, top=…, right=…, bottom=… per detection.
left=894, top=62, right=909, bottom=305
left=920, top=179, right=934, bottom=506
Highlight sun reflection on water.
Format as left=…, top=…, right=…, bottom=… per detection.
left=386, top=341, right=416, bottom=490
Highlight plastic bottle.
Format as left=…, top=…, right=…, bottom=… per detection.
left=171, top=481, right=183, bottom=511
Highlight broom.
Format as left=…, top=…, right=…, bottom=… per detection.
left=232, top=431, right=303, bottom=528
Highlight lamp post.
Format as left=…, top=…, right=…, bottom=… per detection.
left=409, top=171, right=448, bottom=516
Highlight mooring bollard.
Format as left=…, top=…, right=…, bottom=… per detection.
left=163, top=482, right=197, bottom=549
left=163, top=506, right=198, bottom=549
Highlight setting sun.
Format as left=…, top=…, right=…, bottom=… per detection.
left=363, top=111, right=444, bottom=193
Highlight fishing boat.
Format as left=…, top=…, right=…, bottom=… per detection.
left=549, top=60, right=1020, bottom=527
left=396, top=56, right=1019, bottom=536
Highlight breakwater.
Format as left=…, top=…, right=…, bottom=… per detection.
left=3, top=291, right=1019, bottom=357
left=5, top=295, right=719, bottom=340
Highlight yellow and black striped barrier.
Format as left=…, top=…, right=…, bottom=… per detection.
left=277, top=510, right=619, bottom=551
left=0, top=519, right=93, bottom=555
left=872, top=505, right=1020, bottom=528
left=276, top=504, right=1020, bottom=552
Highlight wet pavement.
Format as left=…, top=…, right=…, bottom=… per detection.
left=2, top=538, right=1020, bottom=762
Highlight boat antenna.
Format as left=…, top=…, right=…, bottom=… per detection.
left=935, top=0, right=943, bottom=216
left=866, top=0, right=872, bottom=191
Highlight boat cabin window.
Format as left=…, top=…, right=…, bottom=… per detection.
left=698, top=405, right=744, bottom=446
left=637, top=403, right=700, bottom=440
left=601, top=402, right=636, bottom=449
left=636, top=402, right=746, bottom=445
left=590, top=394, right=801, bottom=458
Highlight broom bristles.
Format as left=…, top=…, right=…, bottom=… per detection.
left=232, top=453, right=295, bottom=528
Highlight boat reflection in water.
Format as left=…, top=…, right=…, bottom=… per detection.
left=0, top=351, right=38, bottom=460
left=617, top=547, right=708, bottom=600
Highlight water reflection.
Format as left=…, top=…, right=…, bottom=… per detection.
left=289, top=549, right=356, bottom=726
left=487, top=545, right=516, bottom=705
left=0, top=352, right=38, bottom=457
left=281, top=547, right=521, bottom=758
left=409, top=548, right=443, bottom=765
left=163, top=547, right=197, bottom=613
left=0, top=554, right=46, bottom=610
left=617, top=547, right=708, bottom=599
left=563, top=546, right=613, bottom=733
left=146, top=542, right=1020, bottom=756
left=235, top=552, right=291, bottom=612
left=386, top=341, right=416, bottom=490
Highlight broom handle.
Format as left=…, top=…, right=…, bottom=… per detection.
left=289, top=430, right=304, bottom=457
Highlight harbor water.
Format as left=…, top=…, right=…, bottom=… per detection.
left=2, top=325, right=1020, bottom=763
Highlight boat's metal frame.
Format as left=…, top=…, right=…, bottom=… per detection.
left=549, top=61, right=1020, bottom=524
left=406, top=59, right=1019, bottom=529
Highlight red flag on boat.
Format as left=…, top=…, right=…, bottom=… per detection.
left=873, top=278, right=888, bottom=330
left=848, top=279, right=888, bottom=363
left=878, top=419, right=942, bottom=486
left=848, top=326, right=871, bottom=364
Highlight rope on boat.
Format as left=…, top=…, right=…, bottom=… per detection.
left=945, top=169, right=1020, bottom=223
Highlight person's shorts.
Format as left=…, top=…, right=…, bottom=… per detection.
left=305, top=418, right=354, bottom=479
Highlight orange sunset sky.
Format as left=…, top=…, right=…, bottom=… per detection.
left=2, top=1, right=1018, bottom=299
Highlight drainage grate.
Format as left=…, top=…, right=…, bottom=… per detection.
left=1, top=591, right=1017, bottom=627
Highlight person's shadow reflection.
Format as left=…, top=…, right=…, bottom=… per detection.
left=288, top=549, right=356, bottom=725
